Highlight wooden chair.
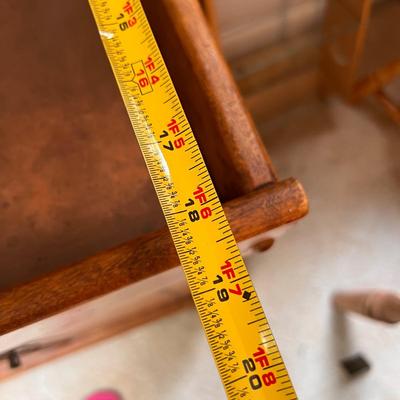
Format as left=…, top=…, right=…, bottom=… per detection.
left=0, top=0, right=308, bottom=379
left=321, top=0, right=400, bottom=123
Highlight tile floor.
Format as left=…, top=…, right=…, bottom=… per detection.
left=1, top=99, right=399, bottom=399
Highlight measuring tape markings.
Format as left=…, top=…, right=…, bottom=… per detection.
left=89, top=1, right=297, bottom=399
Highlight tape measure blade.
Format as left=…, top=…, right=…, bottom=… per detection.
left=88, top=1, right=297, bottom=399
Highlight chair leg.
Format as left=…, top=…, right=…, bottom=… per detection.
left=333, top=290, right=400, bottom=324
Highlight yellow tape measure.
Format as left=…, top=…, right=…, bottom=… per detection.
left=88, top=1, right=297, bottom=398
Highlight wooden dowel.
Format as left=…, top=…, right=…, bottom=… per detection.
left=0, top=178, right=308, bottom=335
left=333, top=290, right=400, bottom=324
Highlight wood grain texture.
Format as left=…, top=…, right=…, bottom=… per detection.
left=0, top=178, right=308, bottom=336
left=231, top=31, right=321, bottom=96
left=143, top=0, right=277, bottom=201
left=0, top=0, right=309, bottom=373
left=0, top=0, right=164, bottom=291
left=1, top=0, right=278, bottom=291
left=199, top=0, right=221, bottom=45
left=0, top=268, right=193, bottom=380
left=213, top=0, right=324, bottom=59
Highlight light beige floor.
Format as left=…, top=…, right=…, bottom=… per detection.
left=1, top=99, right=399, bottom=399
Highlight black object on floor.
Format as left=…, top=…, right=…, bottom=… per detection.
left=341, top=353, right=371, bottom=376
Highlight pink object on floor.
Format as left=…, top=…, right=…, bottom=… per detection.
left=85, top=390, right=122, bottom=400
